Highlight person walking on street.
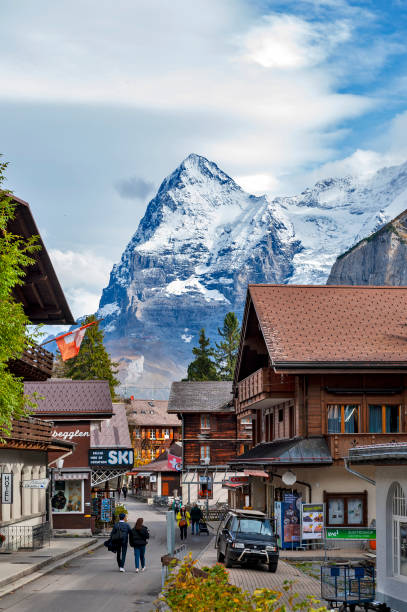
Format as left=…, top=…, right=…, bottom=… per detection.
left=116, top=487, right=121, bottom=500
left=122, top=485, right=128, bottom=500
left=110, top=512, right=132, bottom=572
left=131, top=517, right=149, bottom=573
left=176, top=506, right=190, bottom=541
left=190, top=503, right=203, bottom=535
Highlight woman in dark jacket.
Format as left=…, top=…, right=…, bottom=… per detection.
left=132, top=518, right=149, bottom=572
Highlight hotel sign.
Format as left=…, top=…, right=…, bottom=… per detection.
left=1, top=473, right=13, bottom=504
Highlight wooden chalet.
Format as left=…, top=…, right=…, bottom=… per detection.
left=168, top=381, right=249, bottom=505
left=1, top=196, right=75, bottom=539
left=230, top=285, right=407, bottom=529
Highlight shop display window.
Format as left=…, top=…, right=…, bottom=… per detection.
left=391, top=482, right=407, bottom=577
left=325, top=491, right=367, bottom=527
left=52, top=480, right=84, bottom=513
left=199, top=477, right=213, bottom=499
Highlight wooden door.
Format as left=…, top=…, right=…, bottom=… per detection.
left=162, top=481, right=169, bottom=496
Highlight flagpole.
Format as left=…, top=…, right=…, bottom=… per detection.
left=40, top=319, right=103, bottom=346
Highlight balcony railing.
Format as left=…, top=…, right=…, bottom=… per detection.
left=8, top=416, right=53, bottom=443
left=236, top=367, right=295, bottom=413
left=327, top=433, right=407, bottom=461
left=9, top=343, right=54, bottom=380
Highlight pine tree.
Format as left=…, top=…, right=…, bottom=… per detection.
left=187, top=328, right=218, bottom=381
left=63, top=314, right=119, bottom=397
left=215, top=312, right=240, bottom=380
left=0, top=158, right=41, bottom=434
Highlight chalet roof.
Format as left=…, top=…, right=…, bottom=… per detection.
left=25, top=379, right=113, bottom=416
left=229, top=437, right=332, bottom=466
left=348, top=443, right=407, bottom=464
left=168, top=381, right=233, bottom=413
left=246, top=285, right=407, bottom=370
left=126, top=399, right=179, bottom=426
left=9, top=195, right=75, bottom=325
left=91, top=402, right=131, bottom=448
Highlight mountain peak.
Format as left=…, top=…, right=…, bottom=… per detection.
left=167, top=153, right=241, bottom=190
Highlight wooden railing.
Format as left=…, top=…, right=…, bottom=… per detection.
left=8, top=416, right=53, bottom=443
left=236, top=368, right=295, bottom=413
left=327, top=433, right=407, bottom=461
left=20, top=344, right=54, bottom=376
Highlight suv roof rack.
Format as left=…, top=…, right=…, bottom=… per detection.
left=229, top=509, right=266, bottom=518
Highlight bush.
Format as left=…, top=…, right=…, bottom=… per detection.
left=157, top=555, right=327, bottom=611
left=113, top=504, right=128, bottom=517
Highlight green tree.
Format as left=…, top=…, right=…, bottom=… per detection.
left=215, top=312, right=240, bottom=380
left=0, top=159, right=41, bottom=435
left=63, top=314, right=119, bottom=397
left=187, top=328, right=218, bottom=381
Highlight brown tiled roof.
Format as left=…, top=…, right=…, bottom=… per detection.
left=168, top=381, right=233, bottom=413
left=25, top=380, right=113, bottom=415
left=126, top=399, right=179, bottom=426
left=249, top=285, right=407, bottom=367
left=91, top=403, right=131, bottom=447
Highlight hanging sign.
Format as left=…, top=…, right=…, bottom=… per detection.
left=325, top=527, right=376, bottom=540
left=1, top=473, right=13, bottom=504
left=301, top=503, right=324, bottom=540
left=149, top=475, right=157, bottom=483
left=22, top=478, right=50, bottom=489
left=89, top=449, right=134, bottom=467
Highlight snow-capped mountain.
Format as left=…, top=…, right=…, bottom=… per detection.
left=98, top=154, right=407, bottom=397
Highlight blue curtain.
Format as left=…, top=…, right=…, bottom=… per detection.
left=369, top=405, right=382, bottom=433
left=328, top=406, right=341, bottom=433
left=344, top=406, right=357, bottom=433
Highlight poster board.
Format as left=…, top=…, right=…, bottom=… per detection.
left=302, top=503, right=324, bottom=540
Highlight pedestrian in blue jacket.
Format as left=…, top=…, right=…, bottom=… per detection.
left=111, top=513, right=132, bottom=572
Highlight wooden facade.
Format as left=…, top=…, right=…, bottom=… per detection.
left=183, top=412, right=241, bottom=466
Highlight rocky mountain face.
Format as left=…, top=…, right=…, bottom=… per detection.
left=98, top=154, right=407, bottom=397
left=327, top=209, right=407, bottom=285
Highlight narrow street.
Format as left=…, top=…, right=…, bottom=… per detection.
left=0, top=498, right=211, bottom=612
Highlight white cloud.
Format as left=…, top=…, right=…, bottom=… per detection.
left=242, top=14, right=351, bottom=70
left=49, top=249, right=112, bottom=318
left=235, top=173, right=279, bottom=195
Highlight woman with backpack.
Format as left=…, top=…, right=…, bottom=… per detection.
left=131, top=517, right=149, bottom=573
left=176, top=506, right=190, bottom=540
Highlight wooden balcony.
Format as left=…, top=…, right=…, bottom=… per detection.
left=8, top=416, right=53, bottom=443
left=327, top=433, right=407, bottom=461
left=236, top=367, right=295, bottom=414
left=9, top=343, right=54, bottom=381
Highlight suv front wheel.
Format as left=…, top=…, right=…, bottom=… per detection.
left=217, top=548, right=224, bottom=562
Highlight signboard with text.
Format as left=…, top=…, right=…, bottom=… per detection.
left=302, top=503, right=324, bottom=540
left=22, top=478, right=50, bottom=489
left=1, top=473, right=13, bottom=504
left=100, top=498, right=112, bottom=522
left=325, top=527, right=376, bottom=540
left=89, top=449, right=134, bottom=467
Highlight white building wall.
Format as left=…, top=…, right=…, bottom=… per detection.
left=181, top=470, right=229, bottom=505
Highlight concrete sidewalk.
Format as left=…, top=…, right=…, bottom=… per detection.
left=196, top=539, right=328, bottom=608
left=0, top=537, right=103, bottom=598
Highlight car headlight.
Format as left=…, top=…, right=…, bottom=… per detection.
left=266, top=546, right=277, bottom=551
left=232, top=542, right=245, bottom=549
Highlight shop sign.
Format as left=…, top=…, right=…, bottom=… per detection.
left=325, top=527, right=376, bottom=540
left=100, top=498, right=112, bottom=522
left=1, top=473, right=13, bottom=504
left=229, top=476, right=249, bottom=484
left=302, top=503, right=324, bottom=540
left=89, top=449, right=134, bottom=467
left=52, top=429, right=90, bottom=441
left=22, top=478, right=50, bottom=489
left=149, top=475, right=157, bottom=483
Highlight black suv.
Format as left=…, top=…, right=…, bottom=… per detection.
left=216, top=509, right=279, bottom=572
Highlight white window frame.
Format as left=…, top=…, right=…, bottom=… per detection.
left=150, top=428, right=156, bottom=440
left=200, top=445, right=210, bottom=460
left=201, top=415, right=210, bottom=430
left=392, top=482, right=407, bottom=579
left=135, top=428, right=141, bottom=439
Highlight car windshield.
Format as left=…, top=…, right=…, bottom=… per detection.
left=234, top=518, right=273, bottom=536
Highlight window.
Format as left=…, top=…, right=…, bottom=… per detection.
left=149, top=428, right=156, bottom=440
left=278, top=409, right=283, bottom=423
left=325, top=492, right=367, bottom=527
left=198, top=475, right=213, bottom=499
left=327, top=404, right=360, bottom=434
left=201, top=415, right=210, bottom=430
left=241, top=417, right=252, bottom=425
left=163, top=428, right=170, bottom=438
left=135, top=428, right=141, bottom=439
left=391, top=483, right=407, bottom=577
left=52, top=480, right=84, bottom=514
left=200, top=445, right=210, bottom=462
left=369, top=405, right=400, bottom=433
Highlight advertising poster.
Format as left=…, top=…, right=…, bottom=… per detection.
left=302, top=503, right=324, bottom=540
left=282, top=501, right=300, bottom=544
left=100, top=498, right=112, bottom=522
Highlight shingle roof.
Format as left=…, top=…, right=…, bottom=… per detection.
left=126, top=399, right=179, bottom=426
left=25, top=380, right=113, bottom=415
left=249, top=285, right=407, bottom=367
left=91, top=403, right=131, bottom=447
left=229, top=437, right=332, bottom=466
left=168, top=381, right=233, bottom=413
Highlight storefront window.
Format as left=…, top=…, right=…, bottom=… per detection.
left=391, top=482, right=407, bottom=577
left=199, top=476, right=213, bottom=499
left=369, top=405, right=400, bottom=433
left=325, top=492, right=367, bottom=527
left=327, top=404, right=360, bottom=433
left=52, top=480, right=83, bottom=513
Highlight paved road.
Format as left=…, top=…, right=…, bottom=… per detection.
left=0, top=498, right=211, bottom=612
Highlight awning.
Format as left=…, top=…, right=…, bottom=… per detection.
left=56, top=473, right=89, bottom=480
left=244, top=469, right=268, bottom=478
left=223, top=482, right=247, bottom=489
left=229, top=437, right=332, bottom=467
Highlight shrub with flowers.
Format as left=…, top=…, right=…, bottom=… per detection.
left=157, top=554, right=327, bottom=612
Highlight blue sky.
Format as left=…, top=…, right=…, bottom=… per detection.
left=2, top=0, right=407, bottom=320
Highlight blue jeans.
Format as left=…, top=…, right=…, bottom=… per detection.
left=134, top=545, right=146, bottom=569
left=116, top=542, right=127, bottom=568
left=191, top=520, right=199, bottom=534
